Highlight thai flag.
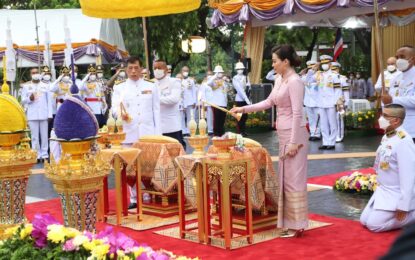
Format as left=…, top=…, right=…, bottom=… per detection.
left=333, top=28, right=344, bottom=61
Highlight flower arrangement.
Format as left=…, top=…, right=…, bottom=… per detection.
left=0, top=214, right=196, bottom=260
left=213, top=132, right=245, bottom=151
left=224, top=110, right=270, bottom=130
left=345, top=109, right=377, bottom=129
left=334, top=171, right=377, bottom=195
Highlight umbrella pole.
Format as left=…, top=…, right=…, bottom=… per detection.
left=373, top=0, right=385, bottom=97
left=142, top=17, right=150, bottom=73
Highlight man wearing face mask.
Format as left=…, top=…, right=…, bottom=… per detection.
left=306, top=55, right=341, bottom=150
left=349, top=72, right=367, bottom=99
left=207, top=65, right=229, bottom=136
left=382, top=45, right=415, bottom=143
left=303, top=60, right=321, bottom=141
left=153, top=60, right=185, bottom=148
left=232, top=62, right=251, bottom=137
left=375, top=57, right=402, bottom=93
left=80, top=64, right=107, bottom=127
left=361, top=104, right=415, bottom=232
left=50, top=66, right=72, bottom=112
left=21, top=67, right=53, bottom=163
left=180, top=66, right=197, bottom=136
left=331, top=62, right=350, bottom=143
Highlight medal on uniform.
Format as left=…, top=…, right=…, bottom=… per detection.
left=380, top=161, right=389, bottom=170
left=395, top=89, right=399, bottom=97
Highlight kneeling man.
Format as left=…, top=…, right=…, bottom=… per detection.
left=360, top=104, right=415, bottom=232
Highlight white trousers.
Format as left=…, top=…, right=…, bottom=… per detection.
left=181, top=106, right=195, bottom=134
left=306, top=107, right=320, bottom=137
left=336, top=112, right=345, bottom=140
left=319, top=107, right=337, bottom=146
left=206, top=106, right=213, bottom=134
left=360, top=200, right=415, bottom=232
left=28, top=120, right=49, bottom=159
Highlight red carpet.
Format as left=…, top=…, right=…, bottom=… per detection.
left=308, top=167, right=375, bottom=187
left=25, top=195, right=398, bottom=260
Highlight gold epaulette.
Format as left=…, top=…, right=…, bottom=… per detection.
left=333, top=83, right=341, bottom=88
left=114, top=79, right=126, bottom=85
left=144, top=78, right=155, bottom=83
left=342, top=86, right=350, bottom=90
left=397, top=131, right=406, bottom=139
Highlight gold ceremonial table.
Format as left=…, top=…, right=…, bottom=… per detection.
left=100, top=147, right=142, bottom=225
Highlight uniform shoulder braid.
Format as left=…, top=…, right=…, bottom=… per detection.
left=115, top=79, right=126, bottom=85
left=397, top=130, right=406, bottom=139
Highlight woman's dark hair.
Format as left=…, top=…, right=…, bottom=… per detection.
left=272, top=45, right=302, bottom=67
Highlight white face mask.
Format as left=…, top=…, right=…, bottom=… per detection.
left=154, top=69, right=165, bottom=80
left=74, top=73, right=78, bottom=78
left=356, top=74, right=361, bottom=79
left=32, top=73, right=41, bottom=81
left=217, top=73, right=224, bottom=78
left=43, top=74, right=51, bottom=81
left=387, top=65, right=396, bottom=72
left=97, top=73, right=103, bottom=79
left=62, top=76, right=70, bottom=83
left=237, top=70, right=244, bottom=75
left=119, top=71, right=126, bottom=78
left=182, top=72, right=189, bottom=78
left=378, top=116, right=390, bottom=130
left=321, top=64, right=329, bottom=71
left=396, top=58, right=410, bottom=71
left=89, top=74, right=97, bottom=81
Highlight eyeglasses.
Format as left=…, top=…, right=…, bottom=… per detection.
left=382, top=113, right=403, bottom=119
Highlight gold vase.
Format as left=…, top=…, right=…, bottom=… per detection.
left=45, top=139, right=110, bottom=231
left=212, top=138, right=236, bottom=160
left=187, top=135, right=209, bottom=157
left=0, top=132, right=37, bottom=239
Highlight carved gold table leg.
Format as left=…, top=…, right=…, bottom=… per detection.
left=203, top=163, right=211, bottom=244
left=114, top=155, right=122, bottom=225
left=221, top=165, right=232, bottom=249
left=195, top=163, right=205, bottom=243
left=245, top=161, right=253, bottom=244
left=178, top=166, right=185, bottom=239
left=136, top=157, right=142, bottom=221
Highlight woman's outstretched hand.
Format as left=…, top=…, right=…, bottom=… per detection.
left=230, top=107, right=244, bottom=114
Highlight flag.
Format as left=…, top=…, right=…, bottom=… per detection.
left=333, top=28, right=344, bottom=61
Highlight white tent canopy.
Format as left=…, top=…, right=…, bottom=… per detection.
left=0, top=8, right=126, bottom=67
left=252, top=1, right=415, bottom=28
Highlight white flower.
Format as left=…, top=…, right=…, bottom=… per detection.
left=73, top=235, right=89, bottom=247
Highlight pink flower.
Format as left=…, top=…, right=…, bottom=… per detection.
left=355, top=181, right=361, bottom=189
left=63, top=239, right=77, bottom=252
left=97, top=226, right=138, bottom=254
left=31, top=213, right=60, bottom=248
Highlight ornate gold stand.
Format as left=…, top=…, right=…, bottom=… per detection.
left=187, top=135, right=209, bottom=157
left=45, top=139, right=110, bottom=231
left=0, top=131, right=37, bottom=239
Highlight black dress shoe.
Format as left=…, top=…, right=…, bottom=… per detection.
left=326, top=146, right=335, bottom=150
left=241, top=132, right=248, bottom=137
left=318, top=145, right=328, bottom=150
left=128, top=203, right=137, bottom=209
left=315, top=137, right=321, bottom=140
left=309, top=137, right=315, bottom=141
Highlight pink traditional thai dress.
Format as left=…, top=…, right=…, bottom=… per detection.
left=244, top=68, right=309, bottom=230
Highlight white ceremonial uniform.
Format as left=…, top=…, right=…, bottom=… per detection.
left=232, top=74, right=251, bottom=105
left=80, top=80, right=107, bottom=126
left=335, top=74, right=350, bottom=142
left=307, top=69, right=342, bottom=146
left=266, top=69, right=276, bottom=82
left=112, top=78, right=162, bottom=144
left=207, top=76, right=228, bottom=107
left=374, top=70, right=402, bottom=92
left=156, top=76, right=182, bottom=134
left=50, top=79, right=71, bottom=113
left=389, top=66, right=415, bottom=139
left=302, top=73, right=320, bottom=138
left=360, top=127, right=415, bottom=232
left=181, top=77, right=197, bottom=134
left=21, top=81, right=53, bottom=159
left=200, top=79, right=214, bottom=134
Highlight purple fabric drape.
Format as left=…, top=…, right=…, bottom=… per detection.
left=210, top=0, right=393, bottom=27
left=0, top=44, right=126, bottom=66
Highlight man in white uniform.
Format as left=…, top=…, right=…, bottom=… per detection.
left=307, top=55, right=341, bottom=150
left=50, top=66, right=72, bottom=113
left=80, top=64, right=107, bottom=127
left=207, top=65, right=229, bottom=136
left=199, top=71, right=214, bottom=135
left=375, top=57, right=402, bottom=93
left=21, top=68, right=53, bottom=163
left=382, top=45, right=415, bottom=143
left=180, top=66, right=197, bottom=136
left=112, top=57, right=161, bottom=208
left=302, top=60, right=321, bottom=141
left=361, top=104, right=415, bottom=232
left=232, top=62, right=251, bottom=137
left=153, top=60, right=185, bottom=148
left=331, top=62, right=350, bottom=143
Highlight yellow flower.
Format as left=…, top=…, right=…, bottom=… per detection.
left=117, top=250, right=125, bottom=257
left=371, top=115, right=375, bottom=118
left=5, top=226, right=19, bottom=236
left=64, top=227, right=81, bottom=239
left=368, top=111, right=372, bottom=115
left=133, top=247, right=146, bottom=258
left=365, top=116, right=369, bottom=119
left=122, top=256, right=131, bottom=260
left=20, top=224, right=33, bottom=239
left=90, top=244, right=110, bottom=260
left=358, top=117, right=363, bottom=122
left=47, top=224, right=66, bottom=243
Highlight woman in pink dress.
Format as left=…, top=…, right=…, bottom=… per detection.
left=231, top=45, right=309, bottom=238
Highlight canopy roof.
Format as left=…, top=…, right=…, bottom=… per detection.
left=210, top=0, right=415, bottom=28
left=0, top=9, right=125, bottom=51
